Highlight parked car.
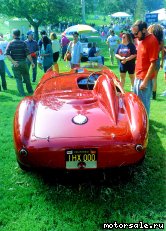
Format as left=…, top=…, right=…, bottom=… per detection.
left=13, top=64, right=148, bottom=171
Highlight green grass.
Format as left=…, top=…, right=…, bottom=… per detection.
left=0, top=37, right=166, bottom=231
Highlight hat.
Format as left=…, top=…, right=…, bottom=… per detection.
left=27, top=30, right=34, bottom=36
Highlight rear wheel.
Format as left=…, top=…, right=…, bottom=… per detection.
left=17, top=161, right=31, bottom=171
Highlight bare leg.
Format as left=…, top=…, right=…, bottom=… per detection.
left=120, top=73, right=126, bottom=88
left=129, top=73, right=135, bottom=90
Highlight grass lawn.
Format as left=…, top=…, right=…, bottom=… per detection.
left=0, top=37, right=166, bottom=231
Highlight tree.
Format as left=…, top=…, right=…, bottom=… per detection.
left=134, top=0, right=146, bottom=20
left=144, top=0, right=165, bottom=12
left=0, top=0, right=81, bottom=40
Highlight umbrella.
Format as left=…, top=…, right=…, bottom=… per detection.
left=111, top=12, right=132, bottom=18
left=151, top=8, right=166, bottom=21
left=64, top=24, right=97, bottom=35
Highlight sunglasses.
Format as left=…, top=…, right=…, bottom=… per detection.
left=133, top=31, right=140, bottom=36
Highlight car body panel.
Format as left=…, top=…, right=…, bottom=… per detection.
left=13, top=66, right=148, bottom=170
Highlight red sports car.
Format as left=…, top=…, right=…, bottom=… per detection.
left=14, top=65, right=148, bottom=170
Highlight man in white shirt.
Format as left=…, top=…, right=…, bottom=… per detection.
left=0, top=33, right=7, bottom=91
left=106, top=30, right=120, bottom=65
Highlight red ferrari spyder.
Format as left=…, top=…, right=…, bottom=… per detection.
left=14, top=64, right=148, bottom=170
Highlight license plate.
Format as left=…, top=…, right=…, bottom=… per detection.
left=65, top=149, right=97, bottom=169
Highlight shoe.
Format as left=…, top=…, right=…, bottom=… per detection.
left=28, top=91, right=34, bottom=94
left=160, top=91, right=166, bottom=97
left=32, top=80, right=36, bottom=83
left=152, top=91, right=156, bottom=100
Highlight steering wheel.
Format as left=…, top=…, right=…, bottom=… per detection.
left=86, top=72, right=99, bottom=90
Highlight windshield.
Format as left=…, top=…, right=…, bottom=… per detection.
left=79, top=62, right=109, bottom=72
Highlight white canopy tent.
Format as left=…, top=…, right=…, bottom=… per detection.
left=150, top=8, right=166, bottom=21
left=111, top=12, right=132, bottom=18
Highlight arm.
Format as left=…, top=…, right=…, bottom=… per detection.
left=160, top=41, right=164, bottom=68
left=5, top=42, right=19, bottom=67
left=6, top=55, right=19, bottom=67
left=114, top=45, right=126, bottom=61
left=121, top=43, right=137, bottom=64
left=27, top=54, right=35, bottom=68
left=121, top=54, right=137, bottom=64
left=106, top=38, right=110, bottom=48
left=79, top=43, right=83, bottom=63
left=115, top=53, right=126, bottom=61
left=140, top=37, right=159, bottom=90
left=41, top=44, right=52, bottom=57
left=139, top=61, right=156, bottom=90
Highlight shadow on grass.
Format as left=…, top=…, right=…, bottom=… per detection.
left=0, top=89, right=33, bottom=103
left=0, top=94, right=21, bottom=103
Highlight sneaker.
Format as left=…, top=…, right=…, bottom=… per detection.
left=160, top=91, right=166, bottom=97
left=152, top=91, right=156, bottom=100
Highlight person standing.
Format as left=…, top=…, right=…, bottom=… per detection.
left=25, top=30, right=39, bottom=82
left=38, top=30, right=47, bottom=53
left=0, top=35, right=7, bottom=91
left=160, top=45, right=166, bottom=97
left=66, top=32, right=83, bottom=69
left=50, top=32, right=60, bottom=72
left=40, top=35, right=53, bottom=72
left=115, top=32, right=137, bottom=90
left=0, top=33, right=13, bottom=79
left=147, top=24, right=164, bottom=100
left=6, top=29, right=34, bottom=96
left=61, top=33, right=70, bottom=59
left=131, top=20, right=159, bottom=116
left=106, top=30, right=120, bottom=65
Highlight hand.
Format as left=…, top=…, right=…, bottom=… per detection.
left=139, top=80, right=147, bottom=90
left=12, top=60, right=19, bottom=67
left=121, top=59, right=127, bottom=64
left=31, top=63, right=35, bottom=68
left=121, top=57, right=127, bottom=64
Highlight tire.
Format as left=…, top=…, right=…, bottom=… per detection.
left=17, top=161, right=31, bottom=171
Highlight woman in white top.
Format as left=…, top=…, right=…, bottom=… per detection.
left=50, top=32, right=60, bottom=72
